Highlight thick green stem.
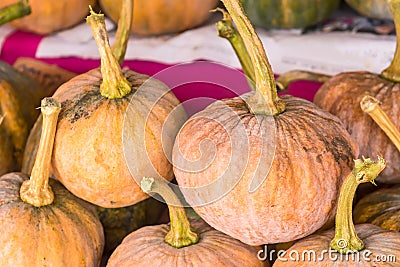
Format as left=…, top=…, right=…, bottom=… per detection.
left=214, top=8, right=255, bottom=90
left=330, top=157, right=386, bottom=254
left=111, top=0, right=133, bottom=64
left=221, top=0, right=285, bottom=116
left=141, top=177, right=199, bottom=248
left=86, top=7, right=131, bottom=99
left=381, top=0, right=400, bottom=82
left=0, top=0, right=31, bottom=26
left=275, top=70, right=332, bottom=91
left=361, top=95, right=400, bottom=153
left=20, top=98, right=61, bottom=207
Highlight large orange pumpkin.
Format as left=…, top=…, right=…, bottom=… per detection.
left=172, top=0, right=358, bottom=246
left=50, top=5, right=186, bottom=208
left=0, top=0, right=96, bottom=34
left=107, top=177, right=268, bottom=266
left=273, top=157, right=400, bottom=266
left=0, top=98, right=104, bottom=266
left=99, top=0, right=219, bottom=35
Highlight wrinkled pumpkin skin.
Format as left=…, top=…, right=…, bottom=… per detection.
left=354, top=184, right=400, bottom=231
left=314, top=72, right=400, bottom=183
left=242, top=0, right=340, bottom=29
left=273, top=224, right=400, bottom=266
left=0, top=0, right=96, bottom=35
left=0, top=172, right=104, bottom=266
left=107, top=219, right=268, bottom=267
left=50, top=68, right=186, bottom=208
left=173, top=93, right=358, bottom=245
left=0, top=61, right=44, bottom=174
left=99, top=0, right=219, bottom=35
left=345, top=0, right=392, bottom=20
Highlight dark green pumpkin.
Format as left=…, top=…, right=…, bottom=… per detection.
left=241, top=0, right=340, bottom=29
left=353, top=184, right=400, bottom=231
left=345, top=0, right=392, bottom=20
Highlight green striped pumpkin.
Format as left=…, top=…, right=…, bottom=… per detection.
left=345, top=0, right=392, bottom=20
left=241, top=0, right=340, bottom=29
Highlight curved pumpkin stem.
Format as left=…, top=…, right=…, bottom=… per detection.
left=221, top=0, right=285, bottom=116
left=214, top=7, right=255, bottom=90
left=330, top=156, right=386, bottom=254
left=141, top=177, right=199, bottom=248
left=86, top=7, right=131, bottom=99
left=381, top=0, right=400, bottom=82
left=20, top=98, right=61, bottom=207
left=0, top=0, right=31, bottom=26
left=360, top=95, right=400, bottom=152
left=111, top=0, right=133, bottom=64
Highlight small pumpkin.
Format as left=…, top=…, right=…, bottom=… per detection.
left=107, top=177, right=267, bottom=267
left=49, top=3, right=186, bottom=208
left=275, top=0, right=400, bottom=183
left=99, top=0, right=219, bottom=35
left=353, top=97, right=400, bottom=231
left=240, top=0, right=340, bottom=30
left=345, top=0, right=392, bottom=20
left=0, top=0, right=96, bottom=34
left=172, top=0, right=358, bottom=246
left=0, top=98, right=104, bottom=266
left=273, top=157, right=400, bottom=266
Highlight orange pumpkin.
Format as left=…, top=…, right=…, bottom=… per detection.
left=0, top=0, right=96, bottom=34
left=0, top=98, right=104, bottom=266
left=172, top=0, right=358, bottom=246
left=273, top=157, right=400, bottom=266
left=107, top=177, right=268, bottom=266
left=99, top=0, right=219, bottom=35
left=49, top=5, right=186, bottom=208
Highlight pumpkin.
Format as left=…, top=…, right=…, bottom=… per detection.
left=107, top=176, right=267, bottom=267
left=0, top=98, right=104, bottom=266
left=172, top=0, right=358, bottom=246
left=276, top=0, right=400, bottom=183
left=49, top=4, right=186, bottom=208
left=99, top=0, right=219, bottom=35
left=0, top=0, right=95, bottom=34
left=345, top=0, right=392, bottom=20
left=273, top=157, right=400, bottom=266
left=240, top=0, right=340, bottom=30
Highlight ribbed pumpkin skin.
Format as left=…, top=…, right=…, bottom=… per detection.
left=314, top=72, right=400, bottom=183
left=0, top=0, right=95, bottom=35
left=242, top=0, right=340, bottom=29
left=107, top=219, right=268, bottom=267
left=99, top=0, right=219, bottom=35
left=354, top=184, right=400, bottom=231
left=51, top=68, right=186, bottom=208
left=0, top=172, right=104, bottom=266
left=273, top=224, right=400, bottom=266
left=173, top=93, right=358, bottom=245
left=345, top=0, right=392, bottom=20
left=0, top=61, right=44, bottom=174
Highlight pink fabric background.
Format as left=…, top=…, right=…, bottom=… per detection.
left=0, top=30, right=323, bottom=116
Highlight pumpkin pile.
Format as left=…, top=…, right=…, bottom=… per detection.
left=2, top=0, right=400, bottom=266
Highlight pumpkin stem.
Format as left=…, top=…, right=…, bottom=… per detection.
left=361, top=95, right=400, bottom=152
left=330, top=156, right=386, bottom=254
left=381, top=0, right=400, bottom=82
left=141, top=177, right=199, bottom=248
left=275, top=70, right=332, bottom=91
left=86, top=7, right=131, bottom=99
left=214, top=7, right=255, bottom=90
left=221, top=0, right=285, bottom=115
left=111, top=0, right=133, bottom=64
left=20, top=98, right=61, bottom=207
left=0, top=0, right=31, bottom=26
